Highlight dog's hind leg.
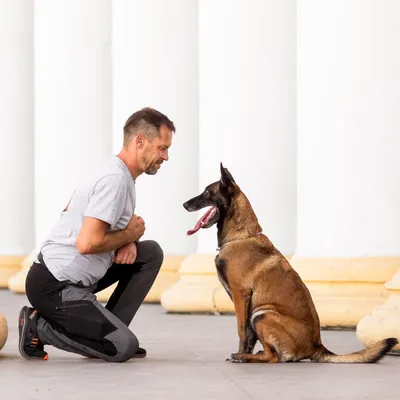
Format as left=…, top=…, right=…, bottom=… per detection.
left=227, top=343, right=279, bottom=363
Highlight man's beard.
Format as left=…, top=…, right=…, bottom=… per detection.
left=144, top=160, right=163, bottom=175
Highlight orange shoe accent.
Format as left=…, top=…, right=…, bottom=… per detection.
left=43, top=354, right=49, bottom=360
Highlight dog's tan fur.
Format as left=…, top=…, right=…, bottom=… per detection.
left=184, top=164, right=398, bottom=363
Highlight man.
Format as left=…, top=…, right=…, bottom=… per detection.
left=18, top=107, right=175, bottom=362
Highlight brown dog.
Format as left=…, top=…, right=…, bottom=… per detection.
left=183, top=163, right=398, bottom=363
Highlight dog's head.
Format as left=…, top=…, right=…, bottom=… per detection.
left=183, top=162, right=237, bottom=235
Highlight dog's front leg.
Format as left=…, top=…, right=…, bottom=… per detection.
left=226, top=288, right=252, bottom=361
left=245, top=325, right=257, bottom=354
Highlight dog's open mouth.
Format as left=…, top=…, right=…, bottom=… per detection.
left=187, top=206, right=218, bottom=235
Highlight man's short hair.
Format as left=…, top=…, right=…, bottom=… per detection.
left=123, top=107, right=175, bottom=146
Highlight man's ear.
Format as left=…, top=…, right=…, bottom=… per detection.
left=136, top=133, right=145, bottom=149
left=220, top=162, right=235, bottom=186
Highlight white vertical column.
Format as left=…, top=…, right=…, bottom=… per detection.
left=107, top=0, right=199, bottom=302
left=162, top=0, right=297, bottom=313
left=196, top=0, right=296, bottom=256
left=291, top=0, right=400, bottom=330
left=9, top=0, right=112, bottom=292
left=0, top=0, right=34, bottom=287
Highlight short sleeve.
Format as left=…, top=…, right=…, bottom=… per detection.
left=84, top=174, right=128, bottom=229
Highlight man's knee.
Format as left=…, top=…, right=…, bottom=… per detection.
left=139, top=240, right=164, bottom=268
left=149, top=240, right=164, bottom=265
left=112, top=330, right=139, bottom=362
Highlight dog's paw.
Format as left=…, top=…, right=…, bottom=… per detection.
left=226, top=353, right=248, bottom=363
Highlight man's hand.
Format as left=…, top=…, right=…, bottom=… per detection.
left=113, top=242, right=137, bottom=264
left=125, top=214, right=145, bottom=242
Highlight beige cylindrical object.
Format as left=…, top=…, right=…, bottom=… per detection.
left=0, top=314, right=8, bottom=351
left=357, top=270, right=400, bottom=354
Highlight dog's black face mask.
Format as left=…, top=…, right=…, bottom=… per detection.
left=183, top=163, right=235, bottom=235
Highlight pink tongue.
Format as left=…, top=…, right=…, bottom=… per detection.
left=186, top=220, right=202, bottom=236
left=187, top=207, right=214, bottom=235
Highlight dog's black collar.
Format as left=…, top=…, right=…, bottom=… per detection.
left=216, top=231, right=263, bottom=252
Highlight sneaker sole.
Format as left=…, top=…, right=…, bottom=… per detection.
left=132, top=348, right=147, bottom=359
left=18, top=306, right=48, bottom=361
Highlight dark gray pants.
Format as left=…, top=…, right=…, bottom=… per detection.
left=25, top=240, right=163, bottom=362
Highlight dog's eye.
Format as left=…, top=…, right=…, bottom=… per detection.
left=204, top=190, right=210, bottom=198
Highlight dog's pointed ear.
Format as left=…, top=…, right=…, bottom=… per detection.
left=220, top=162, right=235, bottom=186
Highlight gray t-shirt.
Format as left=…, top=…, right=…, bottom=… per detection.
left=40, top=156, right=136, bottom=286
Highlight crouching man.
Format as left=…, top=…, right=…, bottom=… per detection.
left=18, top=107, right=175, bottom=362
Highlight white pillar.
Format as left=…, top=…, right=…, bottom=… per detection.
left=9, top=0, right=112, bottom=292
left=97, top=0, right=199, bottom=303
left=291, top=0, right=400, bottom=330
left=0, top=0, right=34, bottom=287
left=161, top=0, right=297, bottom=313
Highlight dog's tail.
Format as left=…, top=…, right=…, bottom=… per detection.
left=311, top=338, right=398, bottom=363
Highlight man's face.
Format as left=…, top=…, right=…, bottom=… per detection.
left=139, top=125, right=172, bottom=175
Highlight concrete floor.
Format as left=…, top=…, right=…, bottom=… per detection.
left=0, top=289, right=399, bottom=400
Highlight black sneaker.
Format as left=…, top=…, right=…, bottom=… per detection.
left=18, top=306, right=48, bottom=360
left=132, top=347, right=147, bottom=358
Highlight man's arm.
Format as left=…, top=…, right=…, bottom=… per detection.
left=76, top=214, right=144, bottom=254
left=75, top=173, right=144, bottom=254
left=76, top=217, right=131, bottom=254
